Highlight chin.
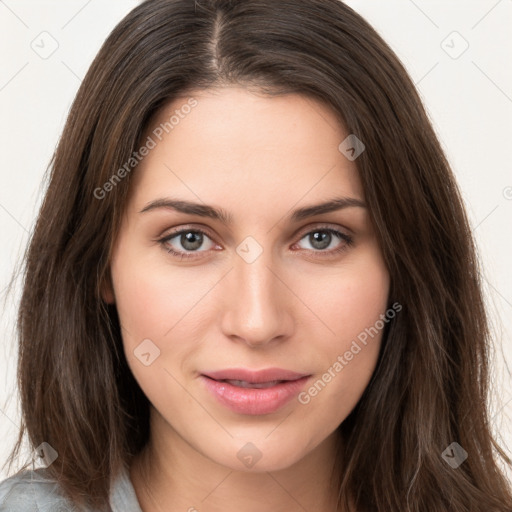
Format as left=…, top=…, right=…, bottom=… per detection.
left=206, top=433, right=315, bottom=473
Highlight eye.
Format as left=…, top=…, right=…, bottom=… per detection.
left=293, top=226, right=354, bottom=257
left=158, top=228, right=218, bottom=260
left=157, top=224, right=354, bottom=261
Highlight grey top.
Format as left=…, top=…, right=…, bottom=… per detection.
left=0, top=465, right=143, bottom=511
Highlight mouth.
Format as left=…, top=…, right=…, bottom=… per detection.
left=212, top=379, right=287, bottom=389
left=200, top=368, right=311, bottom=415
left=202, top=367, right=309, bottom=383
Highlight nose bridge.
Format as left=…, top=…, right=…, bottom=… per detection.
left=221, top=241, right=292, bottom=346
left=237, top=252, right=275, bottom=309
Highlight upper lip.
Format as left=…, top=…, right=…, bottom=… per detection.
left=202, top=368, right=310, bottom=383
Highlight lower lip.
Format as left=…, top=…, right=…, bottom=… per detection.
left=200, top=375, right=310, bottom=415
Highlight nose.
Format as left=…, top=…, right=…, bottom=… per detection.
left=220, top=247, right=294, bottom=348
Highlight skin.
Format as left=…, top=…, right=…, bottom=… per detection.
left=103, top=86, right=390, bottom=512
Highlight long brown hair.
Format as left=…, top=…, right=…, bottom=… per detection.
left=3, top=0, right=511, bottom=510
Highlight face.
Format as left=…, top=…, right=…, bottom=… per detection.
left=105, top=86, right=390, bottom=472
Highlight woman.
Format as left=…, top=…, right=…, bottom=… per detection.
left=1, top=0, right=511, bottom=511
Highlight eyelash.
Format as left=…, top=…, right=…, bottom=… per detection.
left=157, top=225, right=354, bottom=261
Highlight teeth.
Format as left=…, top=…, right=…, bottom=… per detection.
left=224, top=379, right=283, bottom=389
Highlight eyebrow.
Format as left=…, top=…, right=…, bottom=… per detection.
left=139, top=196, right=366, bottom=224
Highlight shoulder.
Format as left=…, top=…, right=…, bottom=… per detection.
left=0, top=467, right=79, bottom=511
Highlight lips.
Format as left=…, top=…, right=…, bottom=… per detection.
left=200, top=368, right=311, bottom=415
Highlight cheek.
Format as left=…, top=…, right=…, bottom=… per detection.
left=296, top=251, right=390, bottom=347
left=110, top=240, right=210, bottom=342
left=109, top=238, right=180, bottom=375
left=110, top=255, right=194, bottom=402
left=109, top=242, right=222, bottom=391
left=295, top=249, right=389, bottom=404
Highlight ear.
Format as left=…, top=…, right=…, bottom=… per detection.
left=100, top=270, right=115, bottom=304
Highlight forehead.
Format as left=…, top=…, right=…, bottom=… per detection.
left=129, top=86, right=364, bottom=213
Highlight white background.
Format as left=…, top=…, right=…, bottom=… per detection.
left=1, top=0, right=511, bottom=483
